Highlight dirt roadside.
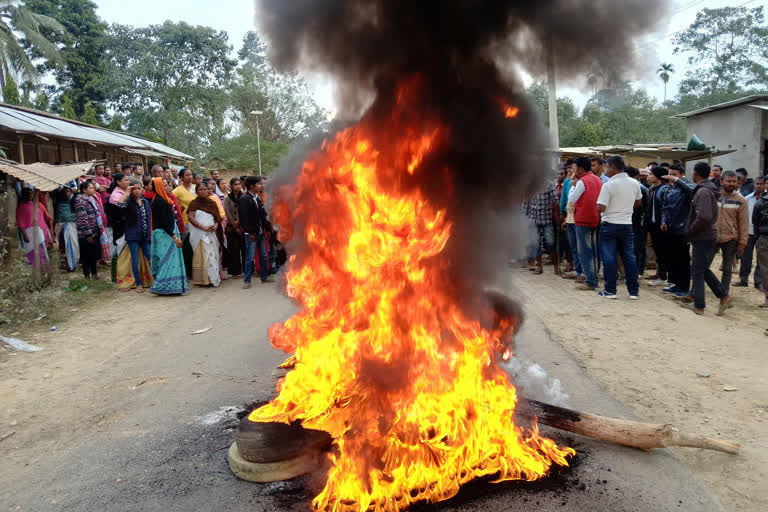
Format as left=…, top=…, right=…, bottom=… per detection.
left=513, top=265, right=767, bottom=512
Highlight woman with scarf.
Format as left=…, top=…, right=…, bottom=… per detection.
left=16, top=188, right=52, bottom=272
left=114, top=180, right=153, bottom=291
left=54, top=187, right=79, bottom=272
left=149, top=177, right=188, bottom=295
left=74, top=181, right=106, bottom=279
left=87, top=178, right=111, bottom=262
left=187, top=183, right=223, bottom=287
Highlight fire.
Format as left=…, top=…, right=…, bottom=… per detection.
left=497, top=97, right=520, bottom=119
left=250, top=83, right=574, bottom=511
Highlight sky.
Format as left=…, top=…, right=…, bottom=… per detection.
left=94, top=0, right=765, bottom=114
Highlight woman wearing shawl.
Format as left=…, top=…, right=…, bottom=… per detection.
left=107, top=173, right=130, bottom=278
left=54, top=187, right=79, bottom=272
left=16, top=188, right=51, bottom=272
left=149, top=177, right=188, bottom=295
left=87, top=179, right=111, bottom=262
left=113, top=180, right=153, bottom=291
left=188, top=183, right=223, bottom=287
left=74, top=181, right=104, bottom=279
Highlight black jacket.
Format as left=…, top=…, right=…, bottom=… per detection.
left=645, top=183, right=669, bottom=230
left=661, top=179, right=693, bottom=234
left=753, top=193, right=768, bottom=237
left=151, top=197, right=176, bottom=237
left=238, top=191, right=271, bottom=235
left=685, top=180, right=720, bottom=241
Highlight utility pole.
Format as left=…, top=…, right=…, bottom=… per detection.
left=547, top=43, right=559, bottom=150
left=250, top=110, right=264, bottom=176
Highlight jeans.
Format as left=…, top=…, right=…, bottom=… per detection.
left=575, top=225, right=599, bottom=288
left=691, top=239, right=726, bottom=309
left=633, top=227, right=647, bottom=275
left=739, top=234, right=762, bottom=287
left=756, top=236, right=768, bottom=299
left=244, top=233, right=268, bottom=283
left=566, top=223, right=582, bottom=275
left=78, top=236, right=100, bottom=278
left=226, top=231, right=246, bottom=276
left=599, top=223, right=639, bottom=295
left=717, top=239, right=739, bottom=295
left=665, top=233, right=691, bottom=291
left=127, top=239, right=151, bottom=287
left=649, top=225, right=667, bottom=280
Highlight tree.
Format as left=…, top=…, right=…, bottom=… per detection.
left=657, top=63, right=674, bottom=102
left=2, top=74, right=19, bottom=104
left=24, top=0, right=108, bottom=119
left=205, top=134, right=289, bottom=174
left=0, top=0, right=65, bottom=88
left=59, top=93, right=76, bottom=119
left=32, top=90, right=48, bottom=111
left=80, top=100, right=99, bottom=125
left=102, top=21, right=237, bottom=157
left=230, top=31, right=327, bottom=143
left=107, top=114, right=122, bottom=131
left=673, top=6, right=768, bottom=95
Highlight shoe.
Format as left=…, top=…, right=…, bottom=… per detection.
left=597, top=290, right=617, bottom=299
left=717, top=296, right=732, bottom=316
left=662, top=285, right=681, bottom=294
left=647, top=279, right=667, bottom=286
left=732, top=282, right=748, bottom=287
left=677, top=293, right=694, bottom=303
left=575, top=276, right=586, bottom=283
left=562, top=271, right=577, bottom=280
left=644, top=274, right=659, bottom=280
left=242, top=282, right=252, bottom=289
left=261, top=276, right=274, bottom=283
left=629, top=295, right=639, bottom=300
left=673, top=291, right=690, bottom=299
left=575, top=284, right=596, bottom=291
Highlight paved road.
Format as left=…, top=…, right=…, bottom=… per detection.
left=1, top=279, right=720, bottom=511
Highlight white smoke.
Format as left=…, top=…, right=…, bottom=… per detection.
left=502, top=357, right=568, bottom=406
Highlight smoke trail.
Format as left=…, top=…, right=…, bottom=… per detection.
left=259, top=0, right=670, bottom=314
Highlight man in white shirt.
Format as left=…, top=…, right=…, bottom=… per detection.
left=736, top=176, right=765, bottom=288
left=595, top=155, right=642, bottom=299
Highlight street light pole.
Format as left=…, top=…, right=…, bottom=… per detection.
left=250, top=110, right=264, bottom=176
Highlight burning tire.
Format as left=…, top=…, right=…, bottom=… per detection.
left=234, top=417, right=331, bottom=463
left=227, top=442, right=322, bottom=483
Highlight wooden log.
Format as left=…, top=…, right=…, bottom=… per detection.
left=516, top=398, right=740, bottom=455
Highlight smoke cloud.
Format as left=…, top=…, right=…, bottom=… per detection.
left=258, top=0, right=670, bottom=316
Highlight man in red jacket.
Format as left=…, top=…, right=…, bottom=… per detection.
left=568, top=156, right=603, bottom=290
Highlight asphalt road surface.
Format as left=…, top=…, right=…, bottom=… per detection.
left=1, top=279, right=720, bottom=511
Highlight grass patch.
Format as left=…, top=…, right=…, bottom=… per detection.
left=0, top=250, right=114, bottom=333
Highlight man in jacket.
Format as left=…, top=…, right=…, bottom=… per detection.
left=660, top=165, right=693, bottom=296
left=568, top=156, right=603, bottom=291
left=223, top=178, right=245, bottom=278
left=238, top=176, right=272, bottom=288
left=645, top=166, right=670, bottom=286
left=685, top=162, right=731, bottom=315
left=736, top=176, right=766, bottom=289
left=736, top=168, right=754, bottom=197
left=751, top=184, right=768, bottom=308
left=716, top=170, right=750, bottom=295
left=595, top=155, right=642, bottom=299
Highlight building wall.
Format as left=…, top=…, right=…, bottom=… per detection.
left=686, top=100, right=768, bottom=175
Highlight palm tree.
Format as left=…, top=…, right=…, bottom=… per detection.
left=657, top=63, right=674, bottom=103
left=0, top=1, right=65, bottom=90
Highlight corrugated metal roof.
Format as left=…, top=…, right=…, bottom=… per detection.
left=673, top=95, right=768, bottom=119
left=121, top=147, right=165, bottom=157
left=749, top=104, right=768, bottom=112
left=0, top=104, right=194, bottom=160
left=0, top=159, right=96, bottom=192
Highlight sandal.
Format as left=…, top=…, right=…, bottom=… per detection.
left=136, top=286, right=145, bottom=294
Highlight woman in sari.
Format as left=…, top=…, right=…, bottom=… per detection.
left=54, top=187, right=79, bottom=272
left=87, top=179, right=111, bottom=262
left=149, top=177, right=188, bottom=296
left=113, top=180, right=153, bottom=291
left=188, top=184, right=223, bottom=287
left=16, top=188, right=51, bottom=272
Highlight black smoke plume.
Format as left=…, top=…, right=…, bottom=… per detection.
left=258, top=0, right=670, bottom=316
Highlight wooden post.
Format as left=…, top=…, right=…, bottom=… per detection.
left=36, top=143, right=42, bottom=163
left=73, top=143, right=79, bottom=162
left=17, top=135, right=25, bottom=164
left=32, top=188, right=41, bottom=278
left=57, top=143, right=63, bottom=163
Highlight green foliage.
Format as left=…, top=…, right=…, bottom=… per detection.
left=24, top=0, right=108, bottom=118
left=230, top=32, right=328, bottom=143
left=107, top=114, right=122, bottom=131
left=205, top=134, right=289, bottom=173
left=673, top=6, right=768, bottom=96
left=33, top=90, right=49, bottom=111
left=3, top=75, right=20, bottom=104
left=80, top=100, right=99, bottom=125
left=59, top=93, right=76, bottom=119
left=0, top=0, right=65, bottom=88
left=657, top=63, right=674, bottom=102
left=102, top=21, right=236, bottom=158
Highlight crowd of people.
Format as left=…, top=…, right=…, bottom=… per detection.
left=524, top=155, right=767, bottom=321
left=15, top=163, right=284, bottom=297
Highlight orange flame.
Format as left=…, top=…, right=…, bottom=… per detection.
left=250, top=82, right=573, bottom=511
left=497, top=97, right=520, bottom=118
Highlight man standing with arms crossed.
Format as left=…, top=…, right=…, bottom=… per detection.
left=686, top=162, right=731, bottom=315
left=568, top=156, right=602, bottom=291
left=595, top=156, right=642, bottom=299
